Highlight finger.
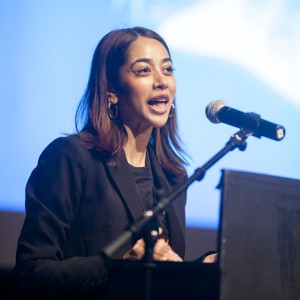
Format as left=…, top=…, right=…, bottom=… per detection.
left=153, top=250, right=183, bottom=262
left=153, top=241, right=183, bottom=262
left=132, top=239, right=145, bottom=251
left=123, top=239, right=145, bottom=259
left=203, top=253, right=218, bottom=263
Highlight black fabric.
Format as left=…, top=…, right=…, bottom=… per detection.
left=130, top=164, right=170, bottom=240
left=129, top=164, right=153, bottom=211
left=11, top=135, right=187, bottom=299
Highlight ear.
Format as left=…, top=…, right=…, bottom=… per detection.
left=107, top=92, right=118, bottom=105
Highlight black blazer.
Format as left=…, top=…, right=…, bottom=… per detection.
left=12, top=135, right=187, bottom=299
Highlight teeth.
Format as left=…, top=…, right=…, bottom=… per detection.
left=148, top=97, right=168, bottom=105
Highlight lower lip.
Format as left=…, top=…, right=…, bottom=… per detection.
left=148, top=102, right=168, bottom=114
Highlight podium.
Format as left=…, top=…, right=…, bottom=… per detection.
left=218, top=169, right=300, bottom=300
left=104, top=169, right=300, bottom=300
left=105, top=259, right=220, bottom=300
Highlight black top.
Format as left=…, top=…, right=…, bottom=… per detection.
left=129, top=164, right=169, bottom=240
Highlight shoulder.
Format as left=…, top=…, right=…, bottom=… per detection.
left=45, top=134, right=83, bottom=149
left=41, top=135, right=83, bottom=154
left=38, top=134, right=93, bottom=166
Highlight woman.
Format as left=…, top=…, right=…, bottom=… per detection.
left=12, top=26, right=215, bottom=300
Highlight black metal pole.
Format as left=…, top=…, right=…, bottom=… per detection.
left=103, top=129, right=252, bottom=300
left=103, top=129, right=251, bottom=260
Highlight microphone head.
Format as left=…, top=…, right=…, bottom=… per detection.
left=205, top=99, right=227, bottom=124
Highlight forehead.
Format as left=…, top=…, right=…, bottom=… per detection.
left=126, top=37, right=170, bottom=62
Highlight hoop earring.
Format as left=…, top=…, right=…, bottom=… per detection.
left=108, top=100, right=119, bottom=120
left=168, top=103, right=175, bottom=118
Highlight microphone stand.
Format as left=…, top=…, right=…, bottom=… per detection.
left=103, top=128, right=252, bottom=300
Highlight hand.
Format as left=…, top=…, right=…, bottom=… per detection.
left=123, top=238, right=183, bottom=262
left=203, top=253, right=218, bottom=263
left=152, top=238, right=183, bottom=262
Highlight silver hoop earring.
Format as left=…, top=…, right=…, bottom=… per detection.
left=108, top=100, right=119, bottom=120
left=168, top=103, right=175, bottom=118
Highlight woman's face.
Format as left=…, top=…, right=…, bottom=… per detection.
left=115, top=36, right=176, bottom=134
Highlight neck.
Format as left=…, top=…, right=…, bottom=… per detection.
left=124, top=126, right=152, bottom=167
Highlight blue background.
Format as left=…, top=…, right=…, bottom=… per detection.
left=1, top=0, right=299, bottom=230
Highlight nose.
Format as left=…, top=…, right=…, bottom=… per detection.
left=153, top=72, right=168, bottom=90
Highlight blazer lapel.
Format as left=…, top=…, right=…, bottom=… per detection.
left=106, top=147, right=186, bottom=257
left=106, top=150, right=144, bottom=221
left=148, top=146, right=186, bottom=256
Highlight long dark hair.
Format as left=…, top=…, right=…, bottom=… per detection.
left=75, top=26, right=189, bottom=175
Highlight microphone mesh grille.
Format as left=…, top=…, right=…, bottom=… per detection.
left=205, top=99, right=226, bottom=124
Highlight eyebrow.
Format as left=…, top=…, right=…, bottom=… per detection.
left=129, top=57, right=172, bottom=68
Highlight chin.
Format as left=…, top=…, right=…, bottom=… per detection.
left=148, top=115, right=169, bottom=129
left=152, top=121, right=168, bottom=129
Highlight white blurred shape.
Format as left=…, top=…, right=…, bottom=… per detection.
left=158, top=0, right=300, bottom=108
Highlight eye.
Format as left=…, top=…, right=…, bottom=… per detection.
left=163, top=65, right=175, bottom=75
left=135, top=67, right=151, bottom=76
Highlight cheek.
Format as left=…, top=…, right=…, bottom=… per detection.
left=117, top=85, right=144, bottom=113
left=120, top=87, right=142, bottom=103
left=117, top=76, right=145, bottom=98
left=169, top=79, right=176, bottom=98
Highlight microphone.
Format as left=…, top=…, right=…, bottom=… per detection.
left=205, top=100, right=285, bottom=141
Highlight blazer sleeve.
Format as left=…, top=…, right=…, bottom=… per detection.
left=12, top=136, right=108, bottom=299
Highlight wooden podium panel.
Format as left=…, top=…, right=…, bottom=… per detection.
left=218, top=169, right=300, bottom=300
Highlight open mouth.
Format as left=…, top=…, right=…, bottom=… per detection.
left=147, top=98, right=169, bottom=107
